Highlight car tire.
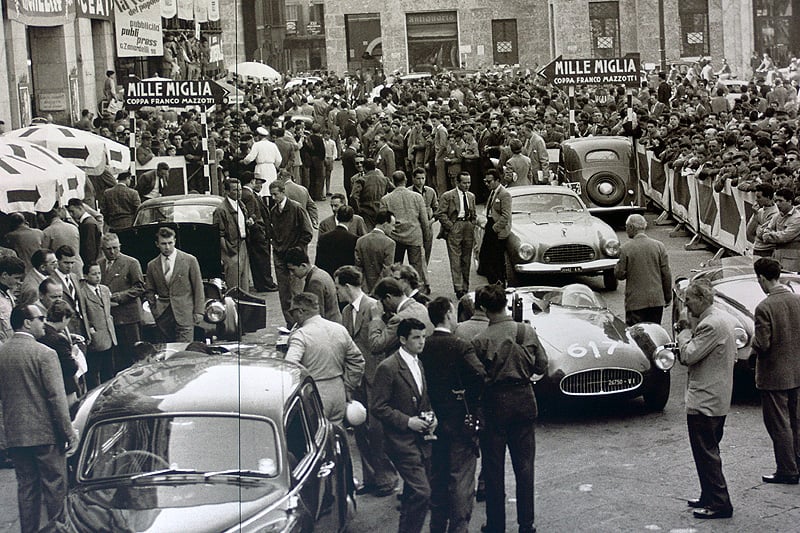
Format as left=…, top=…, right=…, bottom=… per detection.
left=586, top=172, right=626, bottom=207
left=602, top=269, right=618, bottom=291
left=643, top=372, right=670, bottom=411
left=505, top=252, right=520, bottom=287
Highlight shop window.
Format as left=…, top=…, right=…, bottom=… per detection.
left=753, top=0, right=795, bottom=66
left=492, top=19, right=519, bottom=65
left=679, top=0, right=710, bottom=57
left=406, top=11, right=459, bottom=73
left=589, top=2, right=620, bottom=59
left=345, top=13, right=382, bottom=72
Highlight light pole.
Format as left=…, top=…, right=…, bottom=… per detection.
left=658, top=0, right=667, bottom=71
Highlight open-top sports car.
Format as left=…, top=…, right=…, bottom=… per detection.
left=498, top=284, right=675, bottom=410
left=116, top=194, right=266, bottom=341
left=46, top=344, right=355, bottom=533
left=476, top=185, right=621, bottom=289
left=672, top=256, right=800, bottom=372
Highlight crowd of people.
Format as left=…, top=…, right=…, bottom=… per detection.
left=2, top=53, right=800, bottom=532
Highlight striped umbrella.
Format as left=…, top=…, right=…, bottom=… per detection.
left=0, top=140, right=87, bottom=213
left=3, top=124, right=130, bottom=176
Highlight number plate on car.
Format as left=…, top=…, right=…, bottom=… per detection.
left=563, top=182, right=582, bottom=195
left=561, top=266, right=583, bottom=273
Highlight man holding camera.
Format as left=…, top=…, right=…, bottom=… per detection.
left=420, top=297, right=485, bottom=533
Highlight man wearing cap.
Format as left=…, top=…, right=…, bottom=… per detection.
left=135, top=162, right=171, bottom=201
left=240, top=172, right=278, bottom=292
left=242, top=126, right=282, bottom=188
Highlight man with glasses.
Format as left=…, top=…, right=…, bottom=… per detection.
left=0, top=304, right=78, bottom=533
left=759, top=188, right=800, bottom=272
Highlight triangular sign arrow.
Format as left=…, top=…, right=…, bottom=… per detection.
left=207, top=80, right=230, bottom=105
left=537, top=55, right=562, bottom=85
left=7, top=187, right=41, bottom=204
left=59, top=146, right=90, bottom=160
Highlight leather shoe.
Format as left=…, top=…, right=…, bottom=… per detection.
left=687, top=498, right=705, bottom=508
left=263, top=283, right=279, bottom=293
left=762, top=473, right=800, bottom=484
left=693, top=508, right=733, bottom=519
left=355, top=484, right=375, bottom=496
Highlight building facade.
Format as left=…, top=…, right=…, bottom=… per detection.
left=0, top=0, right=244, bottom=130
left=323, top=0, right=798, bottom=80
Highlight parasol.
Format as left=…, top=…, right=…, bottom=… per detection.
left=227, top=62, right=282, bottom=84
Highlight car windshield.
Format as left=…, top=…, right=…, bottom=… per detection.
left=546, top=284, right=605, bottom=309
left=80, top=415, right=279, bottom=481
left=135, top=204, right=217, bottom=225
left=513, top=193, right=584, bottom=214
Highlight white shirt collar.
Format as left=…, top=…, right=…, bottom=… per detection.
left=434, top=326, right=451, bottom=333
left=278, top=197, right=288, bottom=210
left=351, top=291, right=364, bottom=313
left=398, top=347, right=423, bottom=393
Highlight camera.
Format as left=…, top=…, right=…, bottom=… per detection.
left=464, top=413, right=480, bottom=435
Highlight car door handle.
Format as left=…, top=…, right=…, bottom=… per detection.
left=317, top=461, right=335, bottom=478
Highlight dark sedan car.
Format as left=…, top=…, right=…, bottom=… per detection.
left=116, top=194, right=266, bottom=341
left=46, top=346, right=355, bottom=533
left=504, top=284, right=675, bottom=410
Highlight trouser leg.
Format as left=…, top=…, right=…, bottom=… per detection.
left=447, top=435, right=478, bottom=533
left=389, top=446, right=431, bottom=533
left=507, top=421, right=536, bottom=531
left=480, top=421, right=507, bottom=533
left=762, top=389, right=800, bottom=476
left=406, top=245, right=428, bottom=284
left=687, top=414, right=732, bottom=512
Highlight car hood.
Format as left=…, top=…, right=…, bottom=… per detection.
left=533, top=309, right=651, bottom=375
left=51, top=481, right=284, bottom=532
left=513, top=212, right=602, bottom=240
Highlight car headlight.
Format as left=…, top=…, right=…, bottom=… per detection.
left=518, top=243, right=535, bottom=261
left=733, top=326, right=748, bottom=349
left=602, top=239, right=620, bottom=257
left=204, top=300, right=226, bottom=323
left=654, top=344, right=676, bottom=370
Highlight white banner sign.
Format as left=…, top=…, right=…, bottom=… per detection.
left=162, top=0, right=177, bottom=18
left=177, top=0, right=193, bottom=20
left=208, top=0, right=219, bottom=21
left=194, top=0, right=207, bottom=23
left=114, top=0, right=164, bottom=57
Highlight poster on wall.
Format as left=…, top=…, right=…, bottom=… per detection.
left=5, top=0, right=73, bottom=26
left=114, top=0, right=164, bottom=57
left=69, top=75, right=81, bottom=125
left=18, top=85, right=31, bottom=128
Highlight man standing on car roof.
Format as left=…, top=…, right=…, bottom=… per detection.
left=614, top=214, right=672, bottom=326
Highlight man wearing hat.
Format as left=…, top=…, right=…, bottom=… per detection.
left=242, top=126, right=282, bottom=189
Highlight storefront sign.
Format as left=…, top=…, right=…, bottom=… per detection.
left=114, top=0, right=164, bottom=57
left=124, top=79, right=229, bottom=108
left=307, top=21, right=321, bottom=35
left=6, top=0, right=74, bottom=26
left=77, top=0, right=112, bottom=20
left=406, top=11, right=457, bottom=25
left=539, top=55, right=641, bottom=87
left=38, top=92, right=68, bottom=111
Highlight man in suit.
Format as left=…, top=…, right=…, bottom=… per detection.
left=17, top=249, right=56, bottom=307
left=316, top=206, right=358, bottom=278
left=4, top=213, right=43, bottom=271
left=437, top=172, right=477, bottom=298
left=99, top=173, right=140, bottom=233
left=285, top=292, right=364, bottom=425
left=145, top=226, right=204, bottom=342
left=0, top=305, right=78, bottom=533
left=410, top=167, right=438, bottom=275
left=98, top=233, right=144, bottom=373
left=676, top=279, right=738, bottom=519
left=277, top=169, right=319, bottom=230
left=355, top=210, right=397, bottom=293
left=269, top=181, right=313, bottom=327
left=615, top=214, right=672, bottom=326
left=0, top=256, right=24, bottom=342
left=431, top=113, right=449, bottom=195
left=240, top=172, right=278, bottom=292
left=375, top=133, right=396, bottom=178
left=334, top=266, right=398, bottom=496
left=182, top=132, right=205, bottom=193
left=369, top=277, right=433, bottom=358
left=284, top=247, right=341, bottom=324
left=135, top=162, right=171, bottom=201
left=341, top=136, right=361, bottom=201
left=41, top=210, right=82, bottom=278
left=213, top=178, right=251, bottom=291
left=79, top=264, right=117, bottom=389
left=380, top=171, right=430, bottom=286
left=50, top=246, right=88, bottom=339
left=478, top=169, right=512, bottom=285
left=66, top=198, right=102, bottom=267
left=391, top=263, right=430, bottom=306
left=371, top=317, right=436, bottom=533
left=421, top=297, right=485, bottom=533
left=760, top=187, right=800, bottom=273
left=351, top=158, right=392, bottom=230
left=39, top=300, right=80, bottom=410
left=751, top=258, right=800, bottom=484
left=319, top=193, right=367, bottom=236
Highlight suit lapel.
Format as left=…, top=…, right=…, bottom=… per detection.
left=395, top=352, right=421, bottom=400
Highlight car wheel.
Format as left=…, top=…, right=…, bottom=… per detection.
left=505, top=252, right=520, bottom=287
left=586, top=172, right=626, bottom=207
left=643, top=371, right=670, bottom=411
left=602, top=269, right=618, bottom=291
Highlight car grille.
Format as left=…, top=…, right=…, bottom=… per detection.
left=560, top=368, right=643, bottom=395
left=544, top=244, right=595, bottom=263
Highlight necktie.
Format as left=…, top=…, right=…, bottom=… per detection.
left=487, top=190, right=495, bottom=218
left=163, top=258, right=171, bottom=281
left=66, top=278, right=75, bottom=300
left=105, top=260, right=113, bottom=273
left=460, top=190, right=467, bottom=218
left=95, top=287, right=101, bottom=301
